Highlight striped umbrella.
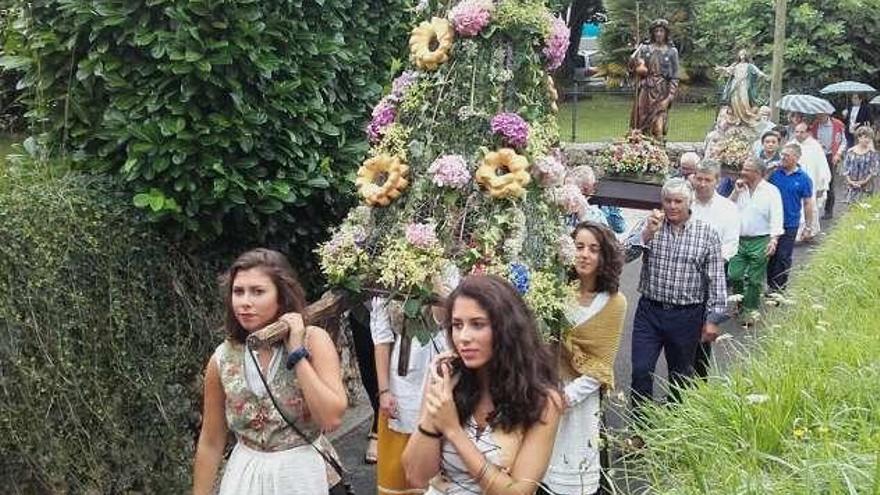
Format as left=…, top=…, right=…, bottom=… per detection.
left=819, top=81, right=877, bottom=95
left=775, top=94, right=835, bottom=114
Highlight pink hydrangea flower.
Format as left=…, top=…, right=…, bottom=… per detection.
left=405, top=222, right=438, bottom=249
left=547, top=184, right=587, bottom=216
left=543, top=15, right=570, bottom=71
left=532, top=154, right=566, bottom=187
left=490, top=112, right=529, bottom=149
left=428, top=154, right=471, bottom=189
left=558, top=234, right=576, bottom=265
left=449, top=0, right=492, bottom=37
left=367, top=96, right=396, bottom=143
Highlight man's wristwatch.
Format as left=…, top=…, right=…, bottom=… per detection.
left=286, top=346, right=310, bottom=369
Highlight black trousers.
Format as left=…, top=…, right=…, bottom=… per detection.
left=767, top=227, right=798, bottom=292
left=348, top=309, right=379, bottom=433
left=631, top=298, right=705, bottom=413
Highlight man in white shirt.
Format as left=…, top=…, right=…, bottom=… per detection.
left=689, top=159, right=740, bottom=377
left=690, top=159, right=740, bottom=261
left=792, top=122, right=830, bottom=237
left=727, top=157, right=784, bottom=325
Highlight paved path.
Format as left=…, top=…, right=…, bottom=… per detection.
left=331, top=198, right=845, bottom=494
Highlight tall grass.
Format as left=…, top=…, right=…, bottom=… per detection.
left=624, top=198, right=880, bottom=494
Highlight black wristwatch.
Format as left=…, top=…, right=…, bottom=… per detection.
left=285, top=346, right=310, bottom=369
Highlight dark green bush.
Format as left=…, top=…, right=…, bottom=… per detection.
left=0, top=1, right=26, bottom=133
left=0, top=162, right=221, bottom=493
left=2, top=0, right=412, bottom=290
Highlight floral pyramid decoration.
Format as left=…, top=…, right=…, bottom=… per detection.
left=318, top=0, right=578, bottom=340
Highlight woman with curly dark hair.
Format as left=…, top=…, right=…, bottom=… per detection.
left=541, top=222, right=627, bottom=495
left=402, top=274, right=562, bottom=494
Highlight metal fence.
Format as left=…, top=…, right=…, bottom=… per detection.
left=557, top=83, right=720, bottom=143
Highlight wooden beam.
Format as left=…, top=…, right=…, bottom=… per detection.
left=591, top=179, right=662, bottom=210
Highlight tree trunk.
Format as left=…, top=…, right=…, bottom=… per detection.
left=769, top=0, right=787, bottom=123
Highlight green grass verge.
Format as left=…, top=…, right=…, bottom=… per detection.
left=557, top=93, right=716, bottom=142
left=626, top=198, right=880, bottom=493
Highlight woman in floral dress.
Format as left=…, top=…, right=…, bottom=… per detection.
left=843, top=126, right=879, bottom=203
left=193, top=249, right=347, bottom=495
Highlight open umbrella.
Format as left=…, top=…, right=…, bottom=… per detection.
left=870, top=95, right=880, bottom=105
left=819, top=81, right=877, bottom=95
left=775, top=94, right=835, bottom=114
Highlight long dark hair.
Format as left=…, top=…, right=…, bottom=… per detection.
left=568, top=221, right=623, bottom=294
left=443, top=275, right=559, bottom=432
left=219, top=248, right=307, bottom=343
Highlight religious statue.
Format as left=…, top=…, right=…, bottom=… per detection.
left=629, top=18, right=680, bottom=143
left=715, top=49, right=769, bottom=127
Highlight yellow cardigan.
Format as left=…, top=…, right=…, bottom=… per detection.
left=560, top=292, right=627, bottom=388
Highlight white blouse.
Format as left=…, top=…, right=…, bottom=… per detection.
left=371, top=296, right=447, bottom=434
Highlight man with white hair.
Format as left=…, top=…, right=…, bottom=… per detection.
left=624, top=178, right=727, bottom=415
left=792, top=122, right=830, bottom=236
left=675, top=151, right=700, bottom=179
left=564, top=165, right=626, bottom=233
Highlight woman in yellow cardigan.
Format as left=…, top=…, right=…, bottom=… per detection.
left=540, top=221, right=627, bottom=495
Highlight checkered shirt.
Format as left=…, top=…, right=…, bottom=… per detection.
left=624, top=217, right=728, bottom=324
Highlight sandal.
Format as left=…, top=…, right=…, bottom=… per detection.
left=364, top=432, right=378, bottom=464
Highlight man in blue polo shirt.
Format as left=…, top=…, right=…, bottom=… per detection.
left=767, top=142, right=816, bottom=292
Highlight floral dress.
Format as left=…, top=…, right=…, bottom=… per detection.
left=843, top=149, right=879, bottom=203
left=214, top=340, right=339, bottom=495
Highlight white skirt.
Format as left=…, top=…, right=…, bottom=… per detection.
left=542, top=390, right=602, bottom=495
left=218, top=442, right=329, bottom=495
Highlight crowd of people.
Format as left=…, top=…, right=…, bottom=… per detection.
left=188, top=18, right=877, bottom=488
left=189, top=117, right=879, bottom=495
left=192, top=223, right=630, bottom=495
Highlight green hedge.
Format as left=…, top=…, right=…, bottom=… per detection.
left=629, top=198, right=880, bottom=493
left=1, top=0, right=412, bottom=290
left=0, top=163, right=220, bottom=492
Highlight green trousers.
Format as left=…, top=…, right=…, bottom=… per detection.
left=728, top=236, right=770, bottom=312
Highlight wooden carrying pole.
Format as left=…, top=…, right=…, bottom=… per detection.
left=769, top=0, right=787, bottom=123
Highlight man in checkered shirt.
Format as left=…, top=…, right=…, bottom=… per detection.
left=624, top=178, right=728, bottom=415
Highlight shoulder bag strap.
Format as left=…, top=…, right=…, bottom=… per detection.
left=246, top=345, right=353, bottom=493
